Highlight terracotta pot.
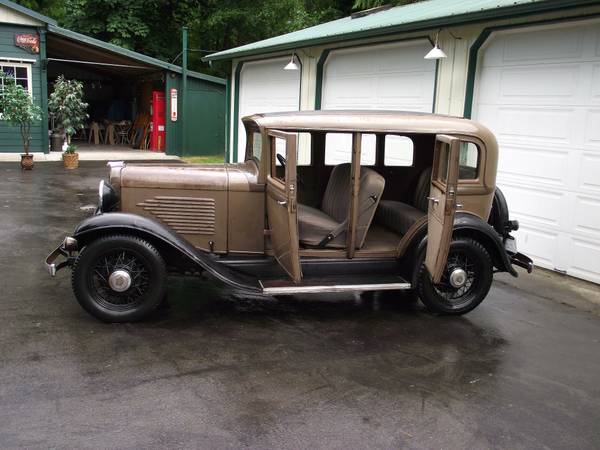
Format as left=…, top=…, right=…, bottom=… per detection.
left=63, top=152, right=79, bottom=170
left=20, top=154, right=34, bottom=170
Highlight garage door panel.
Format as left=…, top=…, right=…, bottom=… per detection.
left=322, top=40, right=435, bottom=113
left=497, top=146, right=568, bottom=185
left=474, top=20, right=600, bottom=283
left=568, top=238, right=600, bottom=283
left=499, top=184, right=563, bottom=227
left=580, top=153, right=600, bottom=191
left=573, top=196, right=600, bottom=237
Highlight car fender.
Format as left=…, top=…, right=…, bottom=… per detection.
left=404, top=212, right=517, bottom=282
left=72, top=213, right=261, bottom=292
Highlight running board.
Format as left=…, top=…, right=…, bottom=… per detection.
left=260, top=274, right=411, bottom=295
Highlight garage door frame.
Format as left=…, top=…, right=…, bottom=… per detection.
left=232, top=56, right=303, bottom=162
left=463, top=12, right=600, bottom=118
left=314, top=36, right=438, bottom=111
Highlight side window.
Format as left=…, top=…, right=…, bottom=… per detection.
left=276, top=133, right=312, bottom=166
left=384, top=135, right=414, bottom=166
left=324, top=133, right=375, bottom=166
left=271, top=136, right=287, bottom=180
left=251, top=132, right=262, bottom=162
left=459, top=142, right=480, bottom=180
left=436, top=142, right=450, bottom=183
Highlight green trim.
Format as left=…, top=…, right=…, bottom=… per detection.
left=432, top=58, right=439, bottom=113
left=225, top=72, right=231, bottom=162
left=181, top=27, right=188, bottom=155
left=463, top=12, right=600, bottom=119
left=38, top=28, right=49, bottom=154
left=314, top=49, right=330, bottom=110
left=206, top=0, right=600, bottom=61
left=314, top=36, right=433, bottom=111
left=0, top=0, right=57, bottom=25
left=232, top=61, right=243, bottom=163
left=46, top=25, right=225, bottom=86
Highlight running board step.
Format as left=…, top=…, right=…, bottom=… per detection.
left=260, top=274, right=411, bottom=295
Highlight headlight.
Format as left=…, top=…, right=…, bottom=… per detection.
left=98, top=180, right=119, bottom=212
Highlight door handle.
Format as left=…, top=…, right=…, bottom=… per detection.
left=427, top=196, right=439, bottom=205
left=277, top=200, right=287, bottom=207
left=456, top=203, right=463, bottom=209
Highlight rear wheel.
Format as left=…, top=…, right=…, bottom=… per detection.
left=72, top=235, right=167, bottom=322
left=417, top=238, right=493, bottom=315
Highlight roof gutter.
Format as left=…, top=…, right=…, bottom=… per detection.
left=204, top=0, right=598, bottom=61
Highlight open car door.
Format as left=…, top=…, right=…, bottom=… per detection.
left=425, top=134, right=460, bottom=284
left=265, top=130, right=302, bottom=283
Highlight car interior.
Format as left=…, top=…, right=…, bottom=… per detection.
left=272, top=131, right=438, bottom=253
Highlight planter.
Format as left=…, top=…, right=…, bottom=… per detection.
left=63, top=152, right=79, bottom=170
left=20, top=154, right=34, bottom=170
left=50, top=133, right=64, bottom=152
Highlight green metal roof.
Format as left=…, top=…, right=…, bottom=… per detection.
left=0, top=0, right=57, bottom=26
left=48, top=25, right=225, bottom=85
left=206, top=0, right=596, bottom=61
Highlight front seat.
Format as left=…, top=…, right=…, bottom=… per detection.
left=298, top=163, right=385, bottom=249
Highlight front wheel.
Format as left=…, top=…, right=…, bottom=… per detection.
left=72, top=235, right=167, bottom=322
left=416, top=238, right=493, bottom=315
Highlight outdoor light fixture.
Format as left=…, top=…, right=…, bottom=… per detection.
left=424, top=30, right=447, bottom=60
left=284, top=52, right=299, bottom=70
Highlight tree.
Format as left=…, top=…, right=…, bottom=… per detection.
left=0, top=75, right=42, bottom=155
left=48, top=75, right=88, bottom=147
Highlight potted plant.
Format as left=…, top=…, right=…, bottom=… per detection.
left=0, top=74, right=42, bottom=170
left=63, top=143, right=79, bottom=169
left=48, top=75, right=88, bottom=169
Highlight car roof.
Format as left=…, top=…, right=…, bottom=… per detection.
left=243, top=110, right=497, bottom=146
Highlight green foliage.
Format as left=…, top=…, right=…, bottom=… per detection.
left=48, top=75, right=89, bottom=144
left=65, top=143, right=77, bottom=154
left=0, top=75, right=42, bottom=155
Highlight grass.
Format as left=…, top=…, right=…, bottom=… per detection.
left=182, top=155, right=225, bottom=164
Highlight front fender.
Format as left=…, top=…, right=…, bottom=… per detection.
left=72, top=213, right=261, bottom=292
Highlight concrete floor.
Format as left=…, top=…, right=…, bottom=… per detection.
left=1, top=161, right=600, bottom=449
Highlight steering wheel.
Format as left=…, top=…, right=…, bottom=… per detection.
left=277, top=153, right=287, bottom=167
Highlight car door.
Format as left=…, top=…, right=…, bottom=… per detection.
left=425, top=134, right=460, bottom=283
left=266, top=130, right=302, bottom=283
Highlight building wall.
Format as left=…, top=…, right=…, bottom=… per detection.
left=228, top=3, right=600, bottom=159
left=0, top=22, right=43, bottom=153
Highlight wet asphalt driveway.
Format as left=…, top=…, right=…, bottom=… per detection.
left=1, top=161, right=600, bottom=449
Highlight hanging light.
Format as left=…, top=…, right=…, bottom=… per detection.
left=284, top=52, right=299, bottom=70
left=425, top=30, right=447, bottom=60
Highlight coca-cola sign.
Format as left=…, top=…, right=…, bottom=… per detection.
left=14, top=34, right=39, bottom=54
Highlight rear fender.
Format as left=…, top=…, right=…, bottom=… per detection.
left=73, top=213, right=261, bottom=292
left=403, top=212, right=517, bottom=283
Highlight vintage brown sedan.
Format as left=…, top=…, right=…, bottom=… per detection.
left=46, top=111, right=532, bottom=322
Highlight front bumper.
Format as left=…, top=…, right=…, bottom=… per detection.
left=504, top=235, right=533, bottom=274
left=45, top=237, right=78, bottom=277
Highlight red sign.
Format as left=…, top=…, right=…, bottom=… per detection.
left=14, top=34, right=39, bottom=54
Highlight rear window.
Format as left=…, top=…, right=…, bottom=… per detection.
left=384, top=135, right=414, bottom=166
left=459, top=142, right=480, bottom=180
left=251, top=132, right=262, bottom=162
left=324, top=133, right=375, bottom=165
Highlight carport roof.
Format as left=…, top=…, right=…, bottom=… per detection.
left=205, top=0, right=598, bottom=61
left=48, top=25, right=225, bottom=85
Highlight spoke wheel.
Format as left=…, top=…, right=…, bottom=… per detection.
left=72, top=235, right=167, bottom=322
left=417, top=238, right=493, bottom=315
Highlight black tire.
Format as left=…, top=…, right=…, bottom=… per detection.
left=72, top=235, right=167, bottom=322
left=416, top=238, right=493, bottom=315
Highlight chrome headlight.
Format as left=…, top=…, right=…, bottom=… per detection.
left=98, top=179, right=119, bottom=212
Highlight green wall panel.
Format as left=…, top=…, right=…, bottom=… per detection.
left=0, top=24, right=44, bottom=153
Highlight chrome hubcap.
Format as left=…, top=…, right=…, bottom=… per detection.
left=108, top=270, right=132, bottom=292
left=449, top=268, right=467, bottom=288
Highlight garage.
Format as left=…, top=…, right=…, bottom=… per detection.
left=321, top=40, right=436, bottom=112
left=472, top=19, right=600, bottom=283
left=236, top=57, right=300, bottom=161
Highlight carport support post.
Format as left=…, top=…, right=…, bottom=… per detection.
left=181, top=27, right=188, bottom=155
left=39, top=29, right=49, bottom=154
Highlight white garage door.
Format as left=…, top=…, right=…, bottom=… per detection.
left=322, top=40, right=436, bottom=111
left=237, top=58, right=300, bottom=161
left=473, top=20, right=600, bottom=283
left=321, top=40, right=436, bottom=164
